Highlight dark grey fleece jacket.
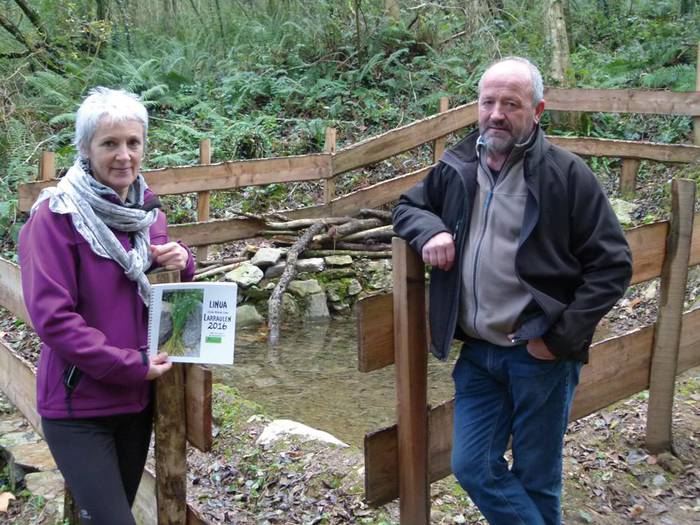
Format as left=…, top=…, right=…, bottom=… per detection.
left=392, top=127, right=632, bottom=363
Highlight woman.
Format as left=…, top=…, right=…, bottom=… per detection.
left=19, top=87, right=195, bottom=524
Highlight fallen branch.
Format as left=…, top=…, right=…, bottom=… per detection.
left=268, top=222, right=327, bottom=346
left=197, top=256, right=248, bottom=268
left=341, top=225, right=395, bottom=242
left=335, top=242, right=392, bottom=251
left=359, top=208, right=393, bottom=221
left=194, top=261, right=246, bottom=281
left=265, top=216, right=352, bottom=230
left=303, top=249, right=392, bottom=259
left=313, top=218, right=383, bottom=244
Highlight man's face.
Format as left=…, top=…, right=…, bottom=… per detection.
left=478, top=62, right=544, bottom=157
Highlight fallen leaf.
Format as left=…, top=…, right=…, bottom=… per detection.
left=0, top=492, right=16, bottom=513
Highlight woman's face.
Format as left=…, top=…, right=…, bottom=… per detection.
left=86, top=118, right=144, bottom=200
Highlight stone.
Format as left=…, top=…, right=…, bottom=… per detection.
left=225, top=263, right=264, bottom=288
left=609, top=198, right=638, bottom=226
left=256, top=419, right=348, bottom=448
left=0, top=430, right=41, bottom=449
left=304, top=292, right=330, bottom=319
left=242, top=285, right=270, bottom=300
left=325, top=282, right=345, bottom=302
left=250, top=247, right=283, bottom=268
left=7, top=441, right=56, bottom=471
left=367, top=259, right=392, bottom=273
left=329, top=301, right=350, bottom=313
left=158, top=303, right=173, bottom=346
left=264, top=263, right=285, bottom=279
left=281, top=293, right=301, bottom=320
left=236, top=305, right=264, bottom=329
left=324, top=255, right=353, bottom=267
left=295, top=258, right=325, bottom=273
left=24, top=470, right=63, bottom=500
left=0, top=419, right=25, bottom=435
left=347, top=278, right=363, bottom=296
left=181, top=302, right=203, bottom=356
left=369, top=271, right=393, bottom=290
left=643, top=281, right=658, bottom=301
left=288, top=279, right=322, bottom=298
left=657, top=452, right=684, bottom=474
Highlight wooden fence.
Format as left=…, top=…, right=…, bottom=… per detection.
left=356, top=181, right=699, bottom=523
left=3, top=75, right=700, bottom=523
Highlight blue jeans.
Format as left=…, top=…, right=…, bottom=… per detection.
left=450, top=339, right=582, bottom=525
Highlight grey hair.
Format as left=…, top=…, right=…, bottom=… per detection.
left=478, top=56, right=544, bottom=106
left=74, top=87, right=148, bottom=156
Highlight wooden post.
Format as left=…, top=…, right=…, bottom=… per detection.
left=433, top=97, right=450, bottom=163
left=694, top=42, right=700, bottom=146
left=646, top=179, right=696, bottom=453
left=323, top=127, right=337, bottom=206
left=150, top=269, right=188, bottom=525
left=197, top=139, right=212, bottom=263
left=39, top=151, right=55, bottom=181
left=620, top=158, right=640, bottom=199
left=392, top=237, right=429, bottom=524
left=63, top=489, right=80, bottom=524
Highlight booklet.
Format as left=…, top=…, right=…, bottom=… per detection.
left=147, top=282, right=237, bottom=364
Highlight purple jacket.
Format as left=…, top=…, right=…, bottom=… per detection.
left=19, top=191, right=195, bottom=419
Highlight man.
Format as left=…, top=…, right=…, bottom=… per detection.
left=392, top=57, right=632, bottom=525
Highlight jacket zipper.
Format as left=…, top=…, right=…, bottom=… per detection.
left=470, top=188, right=494, bottom=339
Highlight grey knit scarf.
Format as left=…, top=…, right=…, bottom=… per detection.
left=31, top=159, right=158, bottom=305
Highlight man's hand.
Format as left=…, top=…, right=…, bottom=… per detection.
left=146, top=352, right=172, bottom=380
left=421, top=232, right=455, bottom=271
left=151, top=242, right=189, bottom=271
left=526, top=337, right=557, bottom=361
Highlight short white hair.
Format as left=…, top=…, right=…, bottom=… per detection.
left=74, top=87, right=148, bottom=155
left=478, top=56, right=544, bottom=106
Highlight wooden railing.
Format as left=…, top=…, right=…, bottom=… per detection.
left=356, top=182, right=700, bottom=520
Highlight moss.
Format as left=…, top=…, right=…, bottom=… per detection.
left=212, top=384, right=267, bottom=432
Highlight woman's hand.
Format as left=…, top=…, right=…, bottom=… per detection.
left=145, top=352, right=172, bottom=380
left=151, top=242, right=189, bottom=271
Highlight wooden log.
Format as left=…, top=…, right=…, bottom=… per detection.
left=197, top=139, right=212, bottom=263
left=18, top=153, right=333, bottom=212
left=333, top=103, right=477, bottom=175
left=341, top=225, right=394, bottom=242
left=303, top=249, right=393, bottom=258
left=547, top=136, right=700, bottom=163
left=313, top=218, right=383, bottom=244
left=0, top=257, right=31, bottom=326
left=646, top=179, right=696, bottom=453
left=194, top=261, right=245, bottom=281
left=364, top=307, right=700, bottom=506
left=39, top=151, right=55, bottom=181
left=334, top=242, right=392, bottom=252
left=391, top=238, right=429, bottom=524
left=265, top=216, right=352, bottom=230
left=544, top=87, right=700, bottom=116
left=620, top=158, right=640, bottom=198
left=168, top=217, right=266, bottom=247
left=433, top=97, right=450, bottom=162
left=359, top=208, right=393, bottom=221
left=185, top=365, right=213, bottom=452
left=323, top=127, right=337, bottom=204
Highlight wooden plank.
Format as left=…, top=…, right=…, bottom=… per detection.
left=185, top=364, right=213, bottom=452
left=18, top=154, right=333, bottom=212
left=433, top=98, right=450, bottom=162
left=0, top=340, right=39, bottom=434
left=627, top=221, right=668, bottom=285
left=391, top=238, right=429, bottom=524
left=357, top=293, right=394, bottom=372
left=168, top=217, right=266, bottom=247
left=0, top=258, right=30, bottom=326
left=323, top=127, right=337, bottom=204
left=197, top=139, right=212, bottom=263
left=646, top=179, right=695, bottom=453
left=365, top=308, right=700, bottom=506
left=39, top=151, right=55, bottom=181
left=620, top=158, right=640, bottom=198
left=547, top=136, right=700, bottom=163
left=333, top=103, right=477, bottom=175
left=693, top=42, right=700, bottom=146
left=545, top=88, right=700, bottom=116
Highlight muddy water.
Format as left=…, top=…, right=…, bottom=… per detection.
left=214, top=317, right=458, bottom=447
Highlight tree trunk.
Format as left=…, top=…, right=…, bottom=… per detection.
left=384, top=0, right=400, bottom=22
left=546, top=0, right=579, bottom=130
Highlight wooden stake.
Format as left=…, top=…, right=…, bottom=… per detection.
left=392, top=237, right=429, bottom=524
left=197, top=139, right=212, bottom=263
left=433, top=97, right=450, bottom=163
left=39, top=151, right=55, bottom=181
left=694, top=42, right=700, bottom=146
left=150, top=269, right=188, bottom=524
left=646, top=179, right=696, bottom=453
left=323, top=127, right=337, bottom=205
left=620, top=158, right=640, bottom=198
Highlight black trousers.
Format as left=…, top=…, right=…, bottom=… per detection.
left=41, top=404, right=153, bottom=525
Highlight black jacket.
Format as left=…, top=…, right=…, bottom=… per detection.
left=392, top=128, right=633, bottom=362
